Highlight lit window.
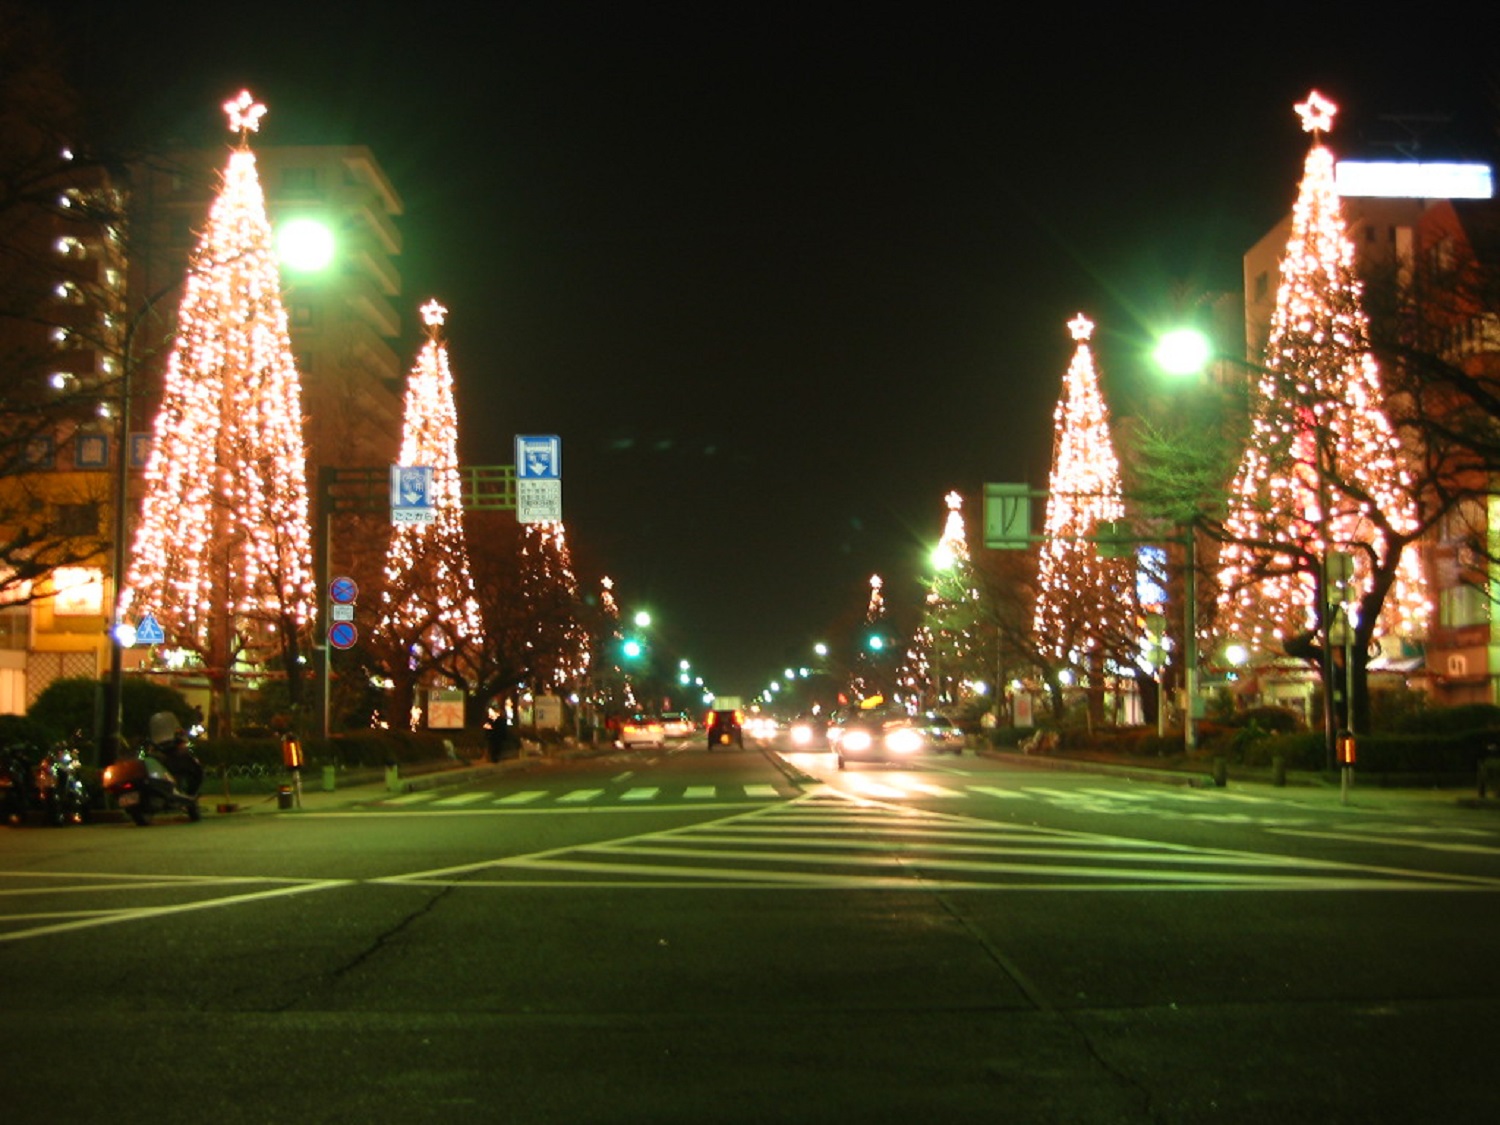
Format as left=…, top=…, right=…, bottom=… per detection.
left=51, top=566, right=104, bottom=615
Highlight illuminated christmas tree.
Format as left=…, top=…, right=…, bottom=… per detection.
left=377, top=299, right=484, bottom=718
left=121, top=92, right=315, bottom=730
left=1214, top=91, right=1428, bottom=680
left=851, top=574, right=897, bottom=701
left=903, top=491, right=976, bottom=707
left=515, top=519, right=592, bottom=695
left=1031, top=314, right=1136, bottom=671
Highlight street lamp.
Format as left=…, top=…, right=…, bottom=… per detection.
left=1152, top=326, right=1344, bottom=767
left=1147, top=329, right=1221, bottom=754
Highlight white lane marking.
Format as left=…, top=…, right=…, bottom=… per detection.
left=0, top=877, right=352, bottom=944
left=432, top=792, right=489, bottom=807
left=902, top=781, right=965, bottom=798
left=683, top=786, right=716, bottom=799
left=556, top=789, right=605, bottom=804
left=1269, top=827, right=1500, bottom=858
left=620, top=788, right=659, bottom=801
left=967, top=785, right=1027, bottom=799
left=743, top=784, right=780, bottom=799
left=376, top=789, right=1494, bottom=893
left=494, top=790, right=547, bottom=805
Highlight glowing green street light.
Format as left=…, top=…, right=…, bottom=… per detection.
left=276, top=217, right=336, bottom=274
left=1153, top=327, right=1213, bottom=379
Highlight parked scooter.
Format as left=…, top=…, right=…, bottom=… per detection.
left=101, top=712, right=203, bottom=826
left=32, top=742, right=93, bottom=827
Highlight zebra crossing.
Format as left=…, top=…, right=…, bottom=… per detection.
left=375, top=788, right=1492, bottom=893
left=365, top=775, right=1287, bottom=815
left=373, top=781, right=787, bottom=811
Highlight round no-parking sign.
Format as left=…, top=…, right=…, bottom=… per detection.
left=328, top=621, right=358, bottom=650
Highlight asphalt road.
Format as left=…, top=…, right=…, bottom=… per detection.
left=1, top=740, right=1496, bottom=1124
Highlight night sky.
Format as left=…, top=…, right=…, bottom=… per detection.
left=40, top=3, right=1497, bottom=694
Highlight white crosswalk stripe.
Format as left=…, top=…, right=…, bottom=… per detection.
left=495, top=790, right=547, bottom=805
left=432, top=792, right=490, bottom=807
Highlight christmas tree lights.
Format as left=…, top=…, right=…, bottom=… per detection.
left=121, top=92, right=315, bottom=679
left=1032, top=314, right=1135, bottom=663
left=378, top=299, right=484, bottom=681
left=515, top=518, right=591, bottom=693
left=903, top=491, right=977, bottom=706
left=1215, top=92, right=1428, bottom=652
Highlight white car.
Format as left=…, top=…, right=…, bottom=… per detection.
left=619, top=715, right=665, bottom=747
left=659, top=712, right=695, bottom=738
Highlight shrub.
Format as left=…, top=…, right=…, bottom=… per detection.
left=1229, top=706, right=1304, bottom=734
left=0, top=713, right=57, bottom=753
left=1388, top=703, right=1500, bottom=736
left=28, top=676, right=193, bottom=747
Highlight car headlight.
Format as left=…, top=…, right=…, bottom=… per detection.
left=791, top=724, right=812, bottom=745
left=843, top=730, right=872, bottom=751
left=885, top=728, right=923, bottom=754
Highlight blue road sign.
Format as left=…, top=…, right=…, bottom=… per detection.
left=329, top=576, right=359, bottom=605
left=134, top=613, right=165, bottom=645
left=516, top=435, right=561, bottom=480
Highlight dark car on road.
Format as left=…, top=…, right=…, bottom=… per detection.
left=833, top=705, right=928, bottom=770
left=706, top=708, right=744, bottom=749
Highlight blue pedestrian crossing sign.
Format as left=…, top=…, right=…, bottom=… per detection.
left=134, top=613, right=165, bottom=646
left=390, top=465, right=435, bottom=525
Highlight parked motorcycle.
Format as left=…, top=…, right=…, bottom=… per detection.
left=102, top=713, right=203, bottom=827
left=32, top=742, right=92, bottom=827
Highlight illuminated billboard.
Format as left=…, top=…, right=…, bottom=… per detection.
left=1335, top=161, right=1493, bottom=200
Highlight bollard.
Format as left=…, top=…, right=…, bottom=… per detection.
left=1212, top=756, right=1228, bottom=788
left=322, top=764, right=336, bottom=792
left=1272, top=755, right=1286, bottom=788
left=385, top=763, right=401, bottom=792
left=275, top=784, right=294, bottom=810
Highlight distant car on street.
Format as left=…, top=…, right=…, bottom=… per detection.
left=923, top=713, right=964, bottom=754
left=660, top=711, right=696, bottom=738
left=706, top=708, right=744, bottom=749
left=789, top=713, right=828, bottom=748
left=619, top=715, right=665, bottom=748
left=833, top=705, right=928, bottom=770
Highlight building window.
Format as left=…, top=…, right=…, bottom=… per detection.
left=0, top=606, right=27, bottom=651
left=282, top=167, right=318, bottom=195
left=53, top=502, right=100, bottom=538
left=51, top=567, right=104, bottom=616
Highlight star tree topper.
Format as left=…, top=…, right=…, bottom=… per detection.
left=420, top=298, right=448, bottom=336
left=1295, top=89, right=1337, bottom=137
left=223, top=89, right=266, bottom=141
